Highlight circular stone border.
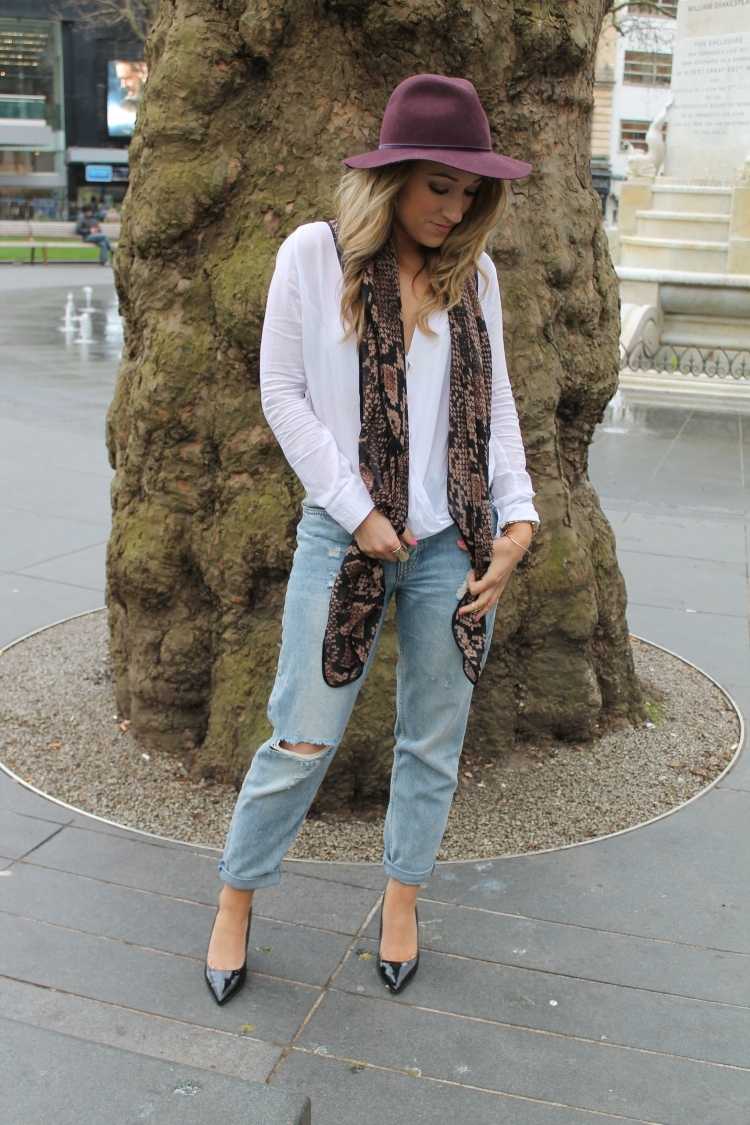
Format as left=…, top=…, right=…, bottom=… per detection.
left=0, top=607, right=745, bottom=866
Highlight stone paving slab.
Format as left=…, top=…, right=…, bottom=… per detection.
left=0, top=262, right=115, bottom=292
left=0, top=911, right=321, bottom=1042
left=18, top=540, right=107, bottom=590
left=271, top=1049, right=631, bottom=1124
left=611, top=510, right=747, bottom=565
left=0, top=773, right=74, bottom=822
left=0, top=808, right=65, bottom=859
left=0, top=771, right=173, bottom=838
left=0, top=580, right=102, bottom=652
left=626, top=599, right=750, bottom=689
left=713, top=680, right=750, bottom=789
left=1, top=861, right=355, bottom=986
left=660, top=454, right=744, bottom=491
left=359, top=895, right=750, bottom=1007
left=66, top=808, right=172, bottom=838
left=295, top=989, right=750, bottom=1123
left=620, top=549, right=746, bottom=616
left=0, top=569, right=106, bottom=648
left=2, top=467, right=111, bottom=529
left=284, top=858, right=387, bottom=891
left=623, top=480, right=750, bottom=518
left=660, top=442, right=744, bottom=484
left=0, top=505, right=107, bottom=572
left=0, top=348, right=118, bottom=448
left=334, top=937, right=750, bottom=1067
left=718, top=761, right=750, bottom=790
left=592, top=432, right=684, bottom=486
left=22, top=822, right=381, bottom=933
left=0, top=417, right=111, bottom=476
left=0, top=976, right=281, bottom=1083
left=421, top=787, right=750, bottom=951
left=1, top=1016, right=310, bottom=1125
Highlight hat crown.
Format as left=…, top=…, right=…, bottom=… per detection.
left=379, top=74, right=492, bottom=153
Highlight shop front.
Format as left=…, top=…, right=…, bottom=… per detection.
left=0, top=15, right=67, bottom=219
left=66, top=149, right=129, bottom=217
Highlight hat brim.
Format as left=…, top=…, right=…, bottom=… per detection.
left=342, top=147, right=532, bottom=180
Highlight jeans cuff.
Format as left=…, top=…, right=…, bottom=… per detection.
left=383, top=859, right=433, bottom=886
left=217, top=862, right=282, bottom=890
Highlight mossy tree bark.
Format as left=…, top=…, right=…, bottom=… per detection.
left=106, top=0, right=645, bottom=811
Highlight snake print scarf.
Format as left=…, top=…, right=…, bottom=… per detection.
left=322, top=217, right=495, bottom=688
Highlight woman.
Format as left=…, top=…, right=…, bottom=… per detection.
left=205, top=73, right=540, bottom=1005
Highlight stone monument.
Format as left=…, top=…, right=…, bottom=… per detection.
left=616, top=0, right=750, bottom=386
left=663, top=0, right=750, bottom=186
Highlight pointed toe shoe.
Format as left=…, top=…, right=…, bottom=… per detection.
left=204, top=904, right=253, bottom=1005
left=377, top=898, right=419, bottom=994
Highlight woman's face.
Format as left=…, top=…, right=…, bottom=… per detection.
left=393, top=160, right=482, bottom=248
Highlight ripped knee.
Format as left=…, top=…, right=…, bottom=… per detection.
left=271, top=738, right=333, bottom=761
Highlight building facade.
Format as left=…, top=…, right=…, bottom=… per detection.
left=2, top=1, right=677, bottom=225
left=592, top=1, right=678, bottom=224
left=0, top=0, right=145, bottom=219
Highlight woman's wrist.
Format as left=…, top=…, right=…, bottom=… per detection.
left=492, top=536, right=527, bottom=563
left=493, top=520, right=536, bottom=551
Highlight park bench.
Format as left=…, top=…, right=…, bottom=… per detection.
left=0, top=220, right=120, bottom=264
left=0, top=240, right=120, bottom=264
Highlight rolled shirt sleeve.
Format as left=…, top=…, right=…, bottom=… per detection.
left=259, top=231, right=376, bottom=534
left=481, top=258, right=541, bottom=531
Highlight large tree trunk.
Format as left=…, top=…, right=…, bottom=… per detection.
left=105, top=0, right=645, bottom=811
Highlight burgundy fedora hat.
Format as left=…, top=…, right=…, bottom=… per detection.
left=342, top=73, right=532, bottom=181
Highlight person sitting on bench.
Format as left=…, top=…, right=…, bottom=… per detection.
left=74, top=206, right=112, bottom=266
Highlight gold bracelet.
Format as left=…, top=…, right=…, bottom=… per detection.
left=504, top=531, right=530, bottom=554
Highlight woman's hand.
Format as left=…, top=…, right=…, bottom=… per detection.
left=455, top=527, right=532, bottom=620
left=354, top=509, right=418, bottom=562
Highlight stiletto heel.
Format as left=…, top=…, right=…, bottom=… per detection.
left=204, top=903, right=253, bottom=1005
left=377, top=895, right=420, bottom=994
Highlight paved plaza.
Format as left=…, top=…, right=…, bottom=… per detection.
left=1, top=265, right=749, bottom=1123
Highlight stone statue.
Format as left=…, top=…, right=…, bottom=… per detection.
left=736, top=154, right=750, bottom=186
left=625, top=93, right=673, bottom=180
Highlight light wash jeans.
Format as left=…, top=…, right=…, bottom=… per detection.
left=217, top=500, right=500, bottom=890
left=83, top=233, right=112, bottom=263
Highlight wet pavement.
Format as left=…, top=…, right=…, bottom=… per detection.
left=1, top=264, right=749, bottom=1123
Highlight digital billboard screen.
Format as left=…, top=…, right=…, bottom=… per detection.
left=107, top=60, right=148, bottom=137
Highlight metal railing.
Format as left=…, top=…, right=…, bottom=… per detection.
left=619, top=339, right=750, bottom=381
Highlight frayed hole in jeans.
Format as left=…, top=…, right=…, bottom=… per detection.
left=270, top=739, right=333, bottom=762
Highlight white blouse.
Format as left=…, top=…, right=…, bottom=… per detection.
left=259, top=221, right=541, bottom=539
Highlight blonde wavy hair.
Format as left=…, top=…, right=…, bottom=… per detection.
left=331, top=163, right=509, bottom=346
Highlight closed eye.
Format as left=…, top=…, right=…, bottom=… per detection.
left=430, top=185, right=479, bottom=198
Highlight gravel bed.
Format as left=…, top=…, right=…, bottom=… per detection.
left=0, top=609, right=742, bottom=862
